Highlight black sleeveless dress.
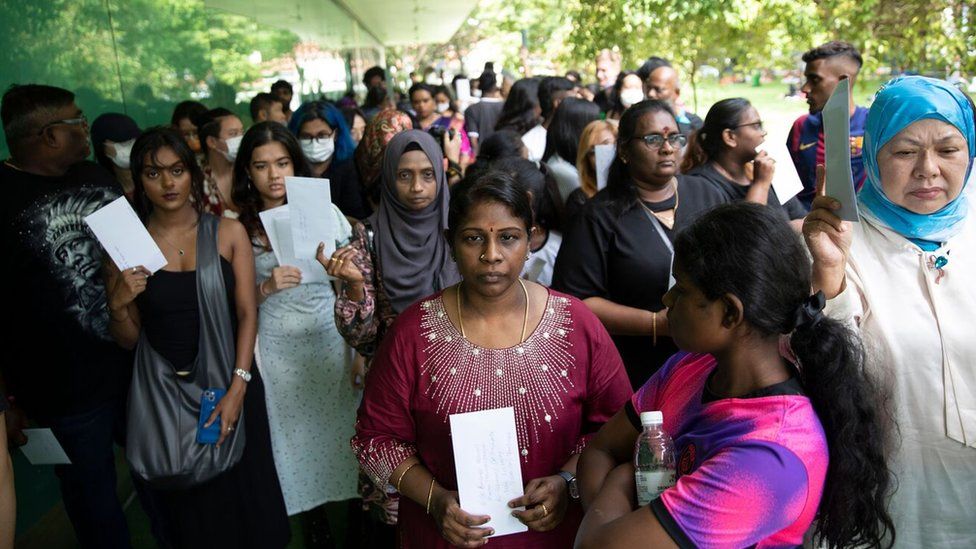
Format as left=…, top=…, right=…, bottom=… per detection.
left=136, top=257, right=290, bottom=549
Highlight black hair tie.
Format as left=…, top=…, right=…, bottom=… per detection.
left=793, top=291, right=826, bottom=331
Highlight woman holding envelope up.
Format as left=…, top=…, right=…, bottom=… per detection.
left=351, top=171, right=631, bottom=548
left=231, top=121, right=361, bottom=542
left=803, top=76, right=976, bottom=547
left=105, top=127, right=289, bottom=548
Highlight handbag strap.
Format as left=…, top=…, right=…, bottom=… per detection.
left=194, top=214, right=236, bottom=386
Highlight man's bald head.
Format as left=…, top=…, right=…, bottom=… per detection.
left=645, top=66, right=681, bottom=105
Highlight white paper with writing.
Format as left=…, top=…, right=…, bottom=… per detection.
left=823, top=79, right=860, bottom=222
left=450, top=407, right=528, bottom=538
left=595, top=143, right=616, bottom=191
left=286, top=176, right=337, bottom=261
left=20, top=428, right=71, bottom=465
left=259, top=204, right=328, bottom=284
left=84, top=196, right=168, bottom=272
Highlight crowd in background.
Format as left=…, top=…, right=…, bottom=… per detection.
left=0, top=37, right=974, bottom=549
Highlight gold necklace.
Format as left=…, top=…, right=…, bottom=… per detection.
left=149, top=223, right=196, bottom=256
left=638, top=180, right=679, bottom=229
left=457, top=278, right=530, bottom=344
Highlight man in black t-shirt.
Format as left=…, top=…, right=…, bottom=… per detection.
left=1, top=84, right=135, bottom=548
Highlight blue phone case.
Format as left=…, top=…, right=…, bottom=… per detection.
left=197, top=388, right=226, bottom=444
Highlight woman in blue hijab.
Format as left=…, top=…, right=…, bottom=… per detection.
left=803, top=76, right=976, bottom=547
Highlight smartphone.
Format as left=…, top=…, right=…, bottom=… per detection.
left=196, top=388, right=226, bottom=445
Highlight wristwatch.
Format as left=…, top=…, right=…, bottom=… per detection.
left=558, top=470, right=579, bottom=500
left=234, top=368, right=252, bottom=383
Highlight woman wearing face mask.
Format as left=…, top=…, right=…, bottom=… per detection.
left=196, top=107, right=245, bottom=218
left=681, top=98, right=806, bottom=226
left=105, top=127, right=290, bottom=549
left=607, top=72, right=645, bottom=121
left=805, top=76, right=976, bottom=547
left=551, top=100, right=729, bottom=389
left=91, top=112, right=141, bottom=201
left=230, top=121, right=361, bottom=545
left=410, top=84, right=470, bottom=172
left=433, top=85, right=473, bottom=165
left=351, top=172, right=631, bottom=548
left=289, top=101, right=370, bottom=220
left=322, top=130, right=461, bottom=544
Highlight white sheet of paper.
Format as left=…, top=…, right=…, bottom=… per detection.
left=450, top=407, right=528, bottom=538
left=20, top=428, right=71, bottom=465
left=756, top=142, right=804, bottom=203
left=286, top=177, right=337, bottom=260
left=595, top=143, right=615, bottom=190
left=823, top=79, right=860, bottom=221
left=259, top=204, right=329, bottom=284
left=84, top=196, right=168, bottom=272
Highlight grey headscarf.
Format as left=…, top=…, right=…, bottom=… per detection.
left=369, top=130, right=459, bottom=313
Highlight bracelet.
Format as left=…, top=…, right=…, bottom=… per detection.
left=425, top=478, right=436, bottom=514
left=234, top=368, right=252, bottom=383
left=394, top=462, right=419, bottom=492
left=652, top=311, right=657, bottom=346
left=259, top=279, right=272, bottom=297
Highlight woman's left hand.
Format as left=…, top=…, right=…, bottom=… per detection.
left=205, top=378, right=246, bottom=447
left=508, top=475, right=569, bottom=532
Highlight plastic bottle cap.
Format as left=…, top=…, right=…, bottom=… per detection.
left=640, top=411, right=663, bottom=426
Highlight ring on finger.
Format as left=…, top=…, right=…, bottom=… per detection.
left=540, top=503, right=549, bottom=517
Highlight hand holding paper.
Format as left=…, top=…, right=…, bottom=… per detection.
left=85, top=196, right=168, bottom=273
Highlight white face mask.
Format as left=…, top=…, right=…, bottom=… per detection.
left=436, top=102, right=450, bottom=114
left=472, top=89, right=482, bottom=98
left=301, top=136, right=335, bottom=163
left=620, top=88, right=645, bottom=109
left=221, top=135, right=243, bottom=162
left=108, top=138, right=135, bottom=169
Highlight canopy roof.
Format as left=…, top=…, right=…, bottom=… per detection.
left=206, top=0, right=478, bottom=48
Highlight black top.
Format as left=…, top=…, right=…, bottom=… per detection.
left=464, top=99, right=505, bottom=142
left=0, top=161, right=132, bottom=420
left=137, top=257, right=236, bottom=370
left=324, top=158, right=371, bottom=220
left=685, top=163, right=806, bottom=221
left=564, top=187, right=589, bottom=222
left=551, top=175, right=728, bottom=388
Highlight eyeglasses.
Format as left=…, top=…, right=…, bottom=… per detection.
left=733, top=120, right=764, bottom=131
left=635, top=133, right=687, bottom=149
left=38, top=114, right=88, bottom=135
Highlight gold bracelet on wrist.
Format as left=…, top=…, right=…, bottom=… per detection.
left=425, top=478, right=436, bottom=514
left=394, top=462, right=419, bottom=492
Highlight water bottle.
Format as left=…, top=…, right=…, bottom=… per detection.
left=634, top=410, right=676, bottom=506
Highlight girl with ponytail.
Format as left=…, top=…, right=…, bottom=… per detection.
left=575, top=202, right=895, bottom=549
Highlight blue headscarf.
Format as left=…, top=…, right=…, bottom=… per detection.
left=287, top=101, right=357, bottom=163
left=859, top=76, right=975, bottom=250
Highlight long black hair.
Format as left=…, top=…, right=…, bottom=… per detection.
left=542, top=97, right=601, bottom=163
left=232, top=121, right=312, bottom=248
left=681, top=97, right=752, bottom=172
left=495, top=77, right=541, bottom=135
left=129, top=126, right=206, bottom=222
left=607, top=70, right=640, bottom=118
left=490, top=157, right=565, bottom=234
left=605, top=99, right=677, bottom=214
left=674, top=202, right=896, bottom=549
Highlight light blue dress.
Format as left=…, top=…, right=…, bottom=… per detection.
left=255, top=204, right=359, bottom=515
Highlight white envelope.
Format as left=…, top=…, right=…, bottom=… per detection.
left=84, top=196, right=168, bottom=272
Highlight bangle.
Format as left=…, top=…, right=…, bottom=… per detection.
left=259, top=279, right=272, bottom=297
left=394, top=462, right=419, bottom=492
left=234, top=368, right=252, bottom=383
left=425, top=478, right=436, bottom=514
left=652, top=311, right=657, bottom=346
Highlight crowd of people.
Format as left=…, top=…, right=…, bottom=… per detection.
left=0, top=37, right=973, bottom=549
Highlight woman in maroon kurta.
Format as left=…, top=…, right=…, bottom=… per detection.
left=353, top=170, right=631, bottom=548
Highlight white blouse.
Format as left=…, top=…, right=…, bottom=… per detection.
left=825, top=214, right=975, bottom=548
